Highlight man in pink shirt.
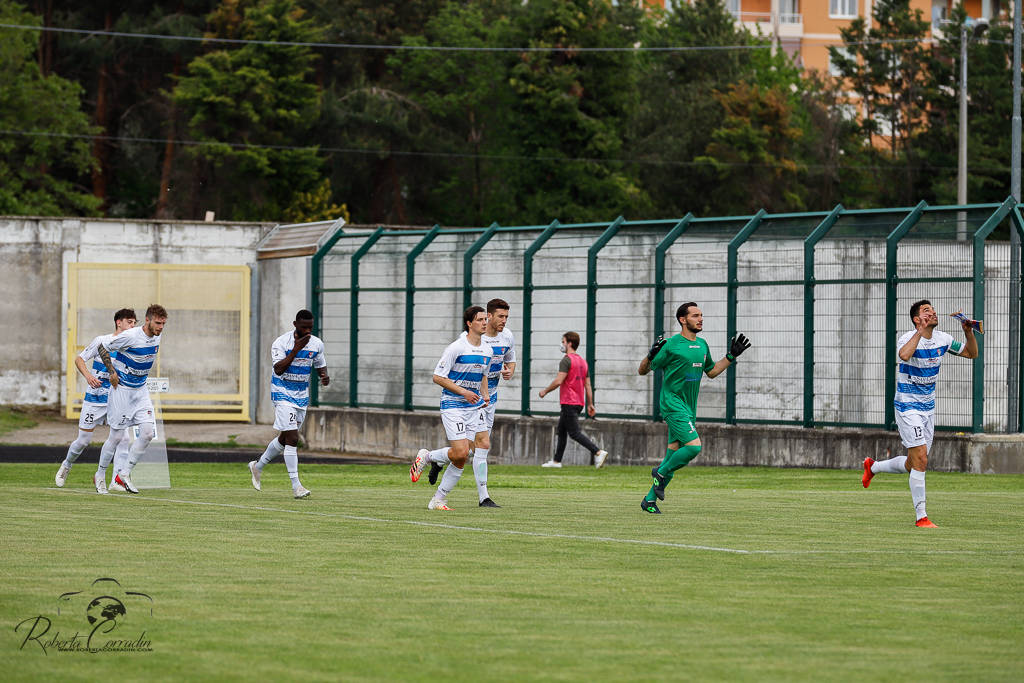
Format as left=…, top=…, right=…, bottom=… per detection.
left=538, top=331, right=609, bottom=469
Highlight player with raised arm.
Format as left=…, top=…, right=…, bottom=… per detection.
left=93, top=304, right=167, bottom=495
left=248, top=309, right=329, bottom=499
left=861, top=300, right=978, bottom=527
left=415, top=299, right=516, bottom=507
left=55, top=308, right=136, bottom=489
left=409, top=306, right=490, bottom=511
left=638, top=302, right=750, bottom=514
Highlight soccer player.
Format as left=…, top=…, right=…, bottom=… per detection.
left=861, top=299, right=977, bottom=527
left=537, top=332, right=608, bottom=468
left=409, top=306, right=490, bottom=510
left=55, top=308, right=136, bottom=489
left=638, top=302, right=750, bottom=514
left=248, top=309, right=329, bottom=499
left=93, top=304, right=168, bottom=495
left=414, top=299, right=516, bottom=507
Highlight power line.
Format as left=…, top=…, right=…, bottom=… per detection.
left=0, top=128, right=981, bottom=172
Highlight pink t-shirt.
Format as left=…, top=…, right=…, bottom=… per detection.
left=559, top=353, right=588, bottom=406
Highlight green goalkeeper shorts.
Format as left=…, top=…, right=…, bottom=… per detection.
left=664, top=410, right=699, bottom=445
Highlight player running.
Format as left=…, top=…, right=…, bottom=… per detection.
left=413, top=299, right=516, bottom=507
left=94, top=304, right=168, bottom=495
left=861, top=300, right=977, bottom=527
left=410, top=306, right=490, bottom=510
left=638, top=302, right=750, bottom=514
left=55, top=308, right=136, bottom=490
left=248, top=309, right=330, bottom=499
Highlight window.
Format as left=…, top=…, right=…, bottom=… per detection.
left=830, top=0, right=857, bottom=18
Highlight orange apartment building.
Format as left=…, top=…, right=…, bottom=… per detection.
left=659, top=1, right=1008, bottom=75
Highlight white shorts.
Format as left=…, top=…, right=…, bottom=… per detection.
left=481, top=401, right=496, bottom=432
left=440, top=405, right=488, bottom=442
left=107, top=386, right=155, bottom=431
left=273, top=403, right=306, bottom=432
left=895, top=411, right=935, bottom=450
left=78, top=401, right=109, bottom=429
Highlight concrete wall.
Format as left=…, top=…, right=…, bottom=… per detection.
left=301, top=406, right=1024, bottom=474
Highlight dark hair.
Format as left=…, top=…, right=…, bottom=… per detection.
left=145, top=304, right=168, bottom=319
left=114, top=308, right=136, bottom=323
left=464, top=305, right=485, bottom=330
left=563, top=331, right=580, bottom=351
left=295, top=309, right=314, bottom=322
left=910, top=300, right=931, bottom=323
left=486, top=298, right=510, bottom=314
left=676, top=302, right=698, bottom=324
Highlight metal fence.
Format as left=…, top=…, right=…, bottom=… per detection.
left=310, top=199, right=1024, bottom=433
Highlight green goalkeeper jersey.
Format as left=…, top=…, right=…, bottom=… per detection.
left=651, top=334, right=715, bottom=418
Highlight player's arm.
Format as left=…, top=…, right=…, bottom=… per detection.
left=707, top=334, right=751, bottom=379
left=316, top=367, right=330, bottom=386
left=480, top=375, right=489, bottom=404
left=957, top=324, right=979, bottom=359
left=74, top=356, right=102, bottom=389
left=97, top=344, right=118, bottom=389
left=639, top=336, right=667, bottom=376
left=433, top=374, right=480, bottom=403
left=274, top=334, right=310, bottom=376
left=538, top=371, right=567, bottom=398
left=501, top=362, right=516, bottom=381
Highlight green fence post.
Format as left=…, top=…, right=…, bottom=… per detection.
left=802, top=205, right=845, bottom=428
left=349, top=227, right=385, bottom=407
left=1013, top=205, right=1024, bottom=431
left=726, top=210, right=766, bottom=424
left=586, top=217, right=626, bottom=396
left=309, top=222, right=349, bottom=407
left=652, top=214, right=694, bottom=420
left=521, top=220, right=561, bottom=415
left=970, top=198, right=1016, bottom=432
left=884, top=201, right=928, bottom=430
left=463, top=222, right=500, bottom=311
left=404, top=225, right=442, bottom=411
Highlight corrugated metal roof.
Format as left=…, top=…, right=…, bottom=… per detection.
left=255, top=218, right=346, bottom=260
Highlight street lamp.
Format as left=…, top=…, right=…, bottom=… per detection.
left=953, top=17, right=989, bottom=240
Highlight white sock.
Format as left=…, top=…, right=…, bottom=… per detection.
left=473, top=449, right=490, bottom=502
left=257, top=438, right=285, bottom=470
left=437, top=463, right=464, bottom=500
left=909, top=469, right=927, bottom=520
left=97, top=429, right=125, bottom=474
left=64, top=429, right=94, bottom=466
left=872, top=454, right=908, bottom=474
left=284, top=446, right=300, bottom=487
left=428, top=447, right=451, bottom=465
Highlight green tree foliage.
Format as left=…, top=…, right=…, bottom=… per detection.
left=0, top=0, right=100, bottom=215
left=171, top=0, right=323, bottom=220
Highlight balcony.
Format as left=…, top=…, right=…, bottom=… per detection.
left=728, top=10, right=803, bottom=39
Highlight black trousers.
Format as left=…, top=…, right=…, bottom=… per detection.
left=554, top=404, right=600, bottom=462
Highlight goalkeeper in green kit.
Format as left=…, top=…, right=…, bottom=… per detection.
left=639, top=302, right=751, bottom=514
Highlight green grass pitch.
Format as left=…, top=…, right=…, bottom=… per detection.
left=2, top=463, right=1022, bottom=681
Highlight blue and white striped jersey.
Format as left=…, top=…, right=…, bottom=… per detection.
left=894, top=329, right=964, bottom=415
left=482, top=328, right=516, bottom=406
left=79, top=333, right=118, bottom=405
left=103, top=326, right=161, bottom=389
left=434, top=336, right=490, bottom=410
left=270, top=331, right=327, bottom=408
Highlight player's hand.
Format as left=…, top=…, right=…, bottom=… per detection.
left=501, top=364, right=513, bottom=380
left=86, top=374, right=102, bottom=389
left=538, top=389, right=546, bottom=398
left=961, top=319, right=975, bottom=334
left=109, top=374, right=119, bottom=389
left=647, top=335, right=666, bottom=360
left=462, top=389, right=480, bottom=403
left=294, top=333, right=311, bottom=350
left=586, top=404, right=596, bottom=418
left=729, top=334, right=751, bottom=359
left=320, top=374, right=330, bottom=387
